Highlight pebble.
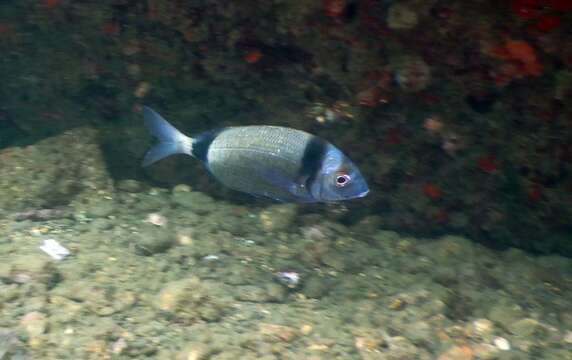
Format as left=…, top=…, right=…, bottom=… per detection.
left=301, top=276, right=331, bottom=299
left=259, top=204, right=298, bottom=232
left=472, top=344, right=500, bottom=360
left=354, top=335, right=385, bottom=352
left=145, top=213, right=168, bottom=227
left=259, top=323, right=299, bottom=342
left=388, top=297, right=407, bottom=311
left=467, top=318, right=494, bottom=340
left=488, top=302, right=525, bottom=327
left=117, top=179, right=145, bottom=193
left=86, top=200, right=116, bottom=218
left=173, top=184, right=192, bottom=193
left=173, top=191, right=217, bottom=215
left=176, top=343, right=210, bottom=360
left=111, top=338, right=128, bottom=354
left=155, top=278, right=201, bottom=312
left=8, top=255, right=58, bottom=285
left=134, top=81, right=150, bottom=98
left=20, top=311, right=47, bottom=337
left=235, top=285, right=271, bottom=303
left=472, top=319, right=494, bottom=334
left=383, top=336, right=424, bottom=359
left=493, top=337, right=511, bottom=351
left=265, top=283, right=287, bottom=302
left=320, top=252, right=347, bottom=271
left=508, top=318, right=547, bottom=338
left=134, top=225, right=175, bottom=255
left=395, top=55, right=431, bottom=92
left=437, top=345, right=474, bottom=360
left=403, top=321, right=433, bottom=344
left=300, top=324, right=313, bottom=335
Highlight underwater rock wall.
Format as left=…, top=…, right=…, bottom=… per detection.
left=0, top=0, right=571, bottom=255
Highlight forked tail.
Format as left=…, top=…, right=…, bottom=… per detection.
left=141, top=106, right=193, bottom=166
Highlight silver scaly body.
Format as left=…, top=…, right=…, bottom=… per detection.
left=205, top=126, right=315, bottom=201
left=141, top=106, right=369, bottom=202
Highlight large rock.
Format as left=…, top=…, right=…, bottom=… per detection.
left=154, top=277, right=229, bottom=324
left=0, top=127, right=113, bottom=212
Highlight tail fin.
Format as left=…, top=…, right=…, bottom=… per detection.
left=142, top=106, right=193, bottom=166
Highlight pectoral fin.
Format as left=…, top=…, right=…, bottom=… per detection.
left=255, top=168, right=314, bottom=202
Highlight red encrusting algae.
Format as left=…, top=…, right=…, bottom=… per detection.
left=423, top=183, right=443, bottom=200
left=547, top=0, right=572, bottom=11
left=102, top=22, right=121, bottom=36
left=486, top=39, right=543, bottom=86
left=504, top=39, right=543, bottom=76
left=511, top=0, right=570, bottom=32
left=477, top=155, right=499, bottom=174
left=244, top=49, right=263, bottom=64
left=534, top=15, right=562, bottom=32
left=512, top=0, right=542, bottom=19
left=528, top=184, right=543, bottom=202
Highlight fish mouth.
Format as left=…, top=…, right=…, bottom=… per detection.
left=355, top=188, right=369, bottom=198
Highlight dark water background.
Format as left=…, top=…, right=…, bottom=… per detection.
left=0, top=1, right=571, bottom=359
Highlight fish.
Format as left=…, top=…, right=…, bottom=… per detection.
left=141, top=106, right=369, bottom=202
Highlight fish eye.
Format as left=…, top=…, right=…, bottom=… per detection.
left=335, top=173, right=351, bottom=187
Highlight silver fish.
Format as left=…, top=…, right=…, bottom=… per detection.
left=142, top=106, right=369, bottom=202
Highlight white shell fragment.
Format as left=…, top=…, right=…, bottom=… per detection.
left=494, top=336, right=511, bottom=351
left=39, top=239, right=70, bottom=261
left=203, top=254, right=220, bottom=262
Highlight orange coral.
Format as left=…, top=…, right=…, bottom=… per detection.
left=486, top=39, right=543, bottom=86
left=504, top=40, right=543, bottom=76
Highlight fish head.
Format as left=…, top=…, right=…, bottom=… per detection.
left=309, top=145, right=369, bottom=201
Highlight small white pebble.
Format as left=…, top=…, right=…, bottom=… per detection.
left=112, top=338, right=128, bottom=354
left=29, top=228, right=44, bottom=236
left=172, top=184, right=192, bottom=193
left=494, top=336, right=511, bottom=351
left=472, top=318, right=494, bottom=335
left=145, top=213, right=167, bottom=227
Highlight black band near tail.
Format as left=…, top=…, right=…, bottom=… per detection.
left=191, top=128, right=224, bottom=162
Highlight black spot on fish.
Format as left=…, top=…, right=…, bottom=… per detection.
left=192, top=128, right=224, bottom=162
left=298, top=136, right=328, bottom=189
